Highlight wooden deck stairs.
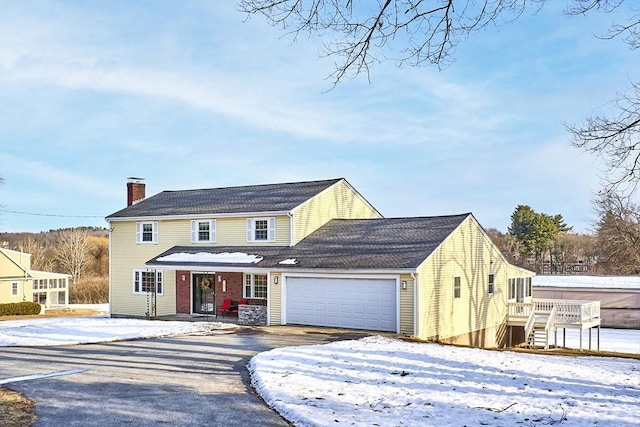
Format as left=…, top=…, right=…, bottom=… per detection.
left=508, top=299, right=602, bottom=350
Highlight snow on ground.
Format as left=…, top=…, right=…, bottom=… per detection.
left=1, top=314, right=638, bottom=426
left=0, top=316, right=237, bottom=346
left=250, top=336, right=640, bottom=427
left=533, top=275, right=640, bottom=289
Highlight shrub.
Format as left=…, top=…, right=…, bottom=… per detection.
left=70, top=276, right=108, bottom=304
left=0, top=301, right=42, bottom=316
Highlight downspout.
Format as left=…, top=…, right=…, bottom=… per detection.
left=287, top=212, right=294, bottom=246
left=108, top=221, right=113, bottom=318
left=411, top=272, right=419, bottom=338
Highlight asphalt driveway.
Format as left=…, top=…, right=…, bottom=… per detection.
left=0, top=326, right=373, bottom=426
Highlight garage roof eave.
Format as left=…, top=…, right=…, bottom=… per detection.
left=274, top=267, right=417, bottom=274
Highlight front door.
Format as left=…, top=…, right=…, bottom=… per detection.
left=193, top=273, right=215, bottom=314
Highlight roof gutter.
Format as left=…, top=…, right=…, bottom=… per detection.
left=106, top=210, right=291, bottom=223
left=143, top=263, right=417, bottom=275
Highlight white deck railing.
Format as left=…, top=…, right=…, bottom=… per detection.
left=508, top=299, right=600, bottom=325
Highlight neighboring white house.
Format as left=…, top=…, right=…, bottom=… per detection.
left=533, top=275, right=640, bottom=328
left=0, top=248, right=71, bottom=308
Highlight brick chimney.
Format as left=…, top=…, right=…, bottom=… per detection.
left=127, top=177, right=146, bottom=206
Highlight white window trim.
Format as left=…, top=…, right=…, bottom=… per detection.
left=191, top=219, right=217, bottom=243
left=243, top=273, right=268, bottom=299
left=132, top=269, right=163, bottom=295
left=488, top=274, right=495, bottom=295
left=246, top=217, right=276, bottom=243
left=136, top=221, right=158, bottom=244
left=11, top=281, right=18, bottom=296
left=453, top=276, right=461, bottom=299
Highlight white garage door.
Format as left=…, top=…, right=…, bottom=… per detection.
left=285, top=277, right=397, bottom=332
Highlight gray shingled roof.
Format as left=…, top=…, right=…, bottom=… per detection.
left=106, top=178, right=343, bottom=219
left=281, top=214, right=471, bottom=269
left=146, top=214, right=471, bottom=270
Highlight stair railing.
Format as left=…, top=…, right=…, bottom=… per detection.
left=524, top=308, right=536, bottom=346
left=544, top=306, right=557, bottom=350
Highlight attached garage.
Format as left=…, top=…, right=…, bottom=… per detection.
left=284, top=276, right=398, bottom=332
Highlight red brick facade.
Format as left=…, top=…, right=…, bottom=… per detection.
left=175, top=271, right=249, bottom=314
left=213, top=272, right=244, bottom=309
left=176, top=270, right=191, bottom=314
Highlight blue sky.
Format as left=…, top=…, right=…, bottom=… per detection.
left=0, top=0, right=637, bottom=234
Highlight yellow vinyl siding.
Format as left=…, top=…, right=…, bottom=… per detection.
left=291, top=180, right=381, bottom=244
left=399, top=273, right=414, bottom=335
left=0, top=249, right=31, bottom=274
left=110, top=215, right=291, bottom=316
left=110, top=221, right=177, bottom=316
left=416, top=216, right=533, bottom=347
left=269, top=271, right=282, bottom=325
left=0, top=279, right=30, bottom=303
left=1, top=258, right=27, bottom=279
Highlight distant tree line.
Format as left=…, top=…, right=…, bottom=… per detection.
left=487, top=192, right=640, bottom=275
left=1, top=227, right=109, bottom=303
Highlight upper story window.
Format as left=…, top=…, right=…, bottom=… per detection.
left=191, top=220, right=216, bottom=243
left=11, top=282, right=18, bottom=296
left=136, top=222, right=158, bottom=244
left=246, top=218, right=275, bottom=242
left=488, top=274, right=495, bottom=295
left=133, top=269, right=163, bottom=295
left=453, top=276, right=461, bottom=299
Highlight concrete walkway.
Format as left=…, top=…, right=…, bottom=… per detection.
left=0, top=326, right=375, bottom=426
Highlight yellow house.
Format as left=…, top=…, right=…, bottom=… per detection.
left=106, top=177, right=535, bottom=348
left=0, top=248, right=71, bottom=308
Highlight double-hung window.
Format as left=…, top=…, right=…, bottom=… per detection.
left=133, top=269, right=163, bottom=295
left=453, top=276, right=461, bottom=299
left=136, top=222, right=158, bottom=244
left=246, top=218, right=275, bottom=242
left=244, top=274, right=268, bottom=299
left=11, top=282, right=18, bottom=296
left=191, top=220, right=216, bottom=243
left=488, top=274, right=495, bottom=295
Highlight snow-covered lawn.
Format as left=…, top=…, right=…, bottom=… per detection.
left=0, top=316, right=236, bottom=346
left=250, top=336, right=640, bottom=427
left=1, top=313, right=638, bottom=426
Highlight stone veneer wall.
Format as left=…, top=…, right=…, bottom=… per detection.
left=239, top=305, right=267, bottom=326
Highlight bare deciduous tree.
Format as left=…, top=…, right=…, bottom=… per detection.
left=567, top=81, right=640, bottom=195
left=239, top=0, right=638, bottom=85
left=594, top=191, right=640, bottom=274
left=56, top=228, right=90, bottom=282
left=240, top=1, right=639, bottom=192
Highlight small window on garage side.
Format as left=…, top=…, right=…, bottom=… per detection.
left=488, top=274, right=495, bottom=295
left=11, top=281, right=18, bottom=296
left=453, top=276, right=461, bottom=299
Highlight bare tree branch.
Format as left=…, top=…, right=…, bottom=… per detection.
left=239, top=0, right=546, bottom=86
left=566, top=81, right=640, bottom=194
